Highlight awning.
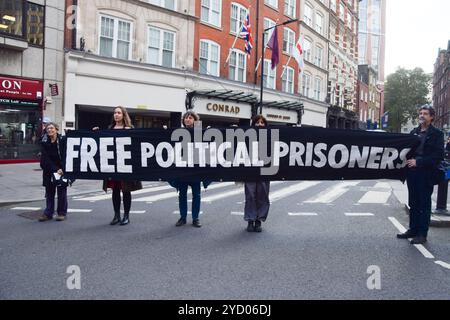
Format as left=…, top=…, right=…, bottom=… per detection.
left=261, top=100, right=304, bottom=111
left=186, top=90, right=258, bottom=108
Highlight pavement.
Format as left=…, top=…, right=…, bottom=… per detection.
left=1, top=163, right=449, bottom=227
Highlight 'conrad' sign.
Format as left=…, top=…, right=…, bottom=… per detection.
left=206, top=103, right=240, bottom=115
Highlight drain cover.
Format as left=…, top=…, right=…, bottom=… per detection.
left=17, top=211, right=43, bottom=220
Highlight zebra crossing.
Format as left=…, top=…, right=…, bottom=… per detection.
left=11, top=180, right=397, bottom=217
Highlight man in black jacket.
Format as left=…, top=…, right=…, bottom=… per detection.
left=397, top=105, right=444, bottom=244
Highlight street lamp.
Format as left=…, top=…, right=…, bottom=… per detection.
left=259, top=18, right=298, bottom=115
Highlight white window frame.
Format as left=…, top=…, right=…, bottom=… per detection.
left=283, top=27, right=295, bottom=55
left=147, top=26, right=176, bottom=68
left=315, top=45, right=323, bottom=68
left=98, top=14, right=133, bottom=60
left=302, top=72, right=312, bottom=97
left=315, top=12, right=323, bottom=35
left=264, top=0, right=278, bottom=9
left=201, top=0, right=222, bottom=28
left=339, top=3, right=345, bottom=21
left=228, top=49, right=246, bottom=82
left=148, top=0, right=177, bottom=11
left=199, top=39, right=220, bottom=77
left=230, top=2, right=248, bottom=35
left=263, top=59, right=276, bottom=89
left=314, top=77, right=322, bottom=100
left=330, top=0, right=336, bottom=12
left=282, top=66, right=294, bottom=94
left=263, top=18, right=276, bottom=47
left=284, top=0, right=296, bottom=18
left=303, top=37, right=312, bottom=62
left=347, top=12, right=352, bottom=28
left=304, top=3, right=313, bottom=27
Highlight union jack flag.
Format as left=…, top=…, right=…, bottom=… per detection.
left=239, top=13, right=253, bottom=56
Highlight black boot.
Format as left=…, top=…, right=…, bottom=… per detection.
left=254, top=220, right=262, bottom=232
left=120, top=212, right=129, bottom=225
left=110, top=212, right=121, bottom=225
left=246, top=221, right=254, bottom=232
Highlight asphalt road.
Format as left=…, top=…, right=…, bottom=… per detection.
left=1, top=180, right=450, bottom=299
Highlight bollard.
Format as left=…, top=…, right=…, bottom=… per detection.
left=433, top=179, right=450, bottom=215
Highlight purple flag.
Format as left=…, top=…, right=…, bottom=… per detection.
left=267, top=27, right=279, bottom=69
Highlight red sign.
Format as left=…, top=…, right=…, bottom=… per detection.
left=0, top=76, right=43, bottom=100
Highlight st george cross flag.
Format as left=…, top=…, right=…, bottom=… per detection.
left=293, top=37, right=304, bottom=71
left=240, top=12, right=253, bottom=56
left=267, top=27, right=279, bottom=69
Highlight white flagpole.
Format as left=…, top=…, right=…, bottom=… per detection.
left=225, top=6, right=251, bottom=67
left=280, top=55, right=293, bottom=78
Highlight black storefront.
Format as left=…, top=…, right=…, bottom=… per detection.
left=327, top=105, right=359, bottom=130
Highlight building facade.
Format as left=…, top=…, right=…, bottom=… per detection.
left=298, top=0, right=329, bottom=127
left=433, top=40, right=450, bottom=131
left=0, top=0, right=65, bottom=163
left=326, top=0, right=359, bottom=129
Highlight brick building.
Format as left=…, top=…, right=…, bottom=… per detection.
left=433, top=40, right=450, bottom=132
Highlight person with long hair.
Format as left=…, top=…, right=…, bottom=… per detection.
left=94, top=106, right=142, bottom=226
left=38, top=122, right=68, bottom=222
left=244, top=115, right=271, bottom=232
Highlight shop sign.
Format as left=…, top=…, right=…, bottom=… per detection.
left=192, top=98, right=252, bottom=119
left=0, top=76, right=43, bottom=100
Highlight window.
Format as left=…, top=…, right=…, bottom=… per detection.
left=199, top=40, right=220, bottom=76
left=314, top=77, right=322, bottom=100
left=347, top=12, right=352, bottom=28
left=229, top=49, right=246, bottom=82
left=315, top=12, right=323, bottom=35
left=330, top=0, right=336, bottom=12
left=263, top=18, right=276, bottom=47
left=27, top=3, right=44, bottom=46
left=284, top=0, right=296, bottom=18
left=99, top=15, right=132, bottom=60
left=304, top=3, right=313, bottom=27
left=302, top=73, right=311, bottom=97
left=201, top=0, right=221, bottom=27
left=148, top=26, right=175, bottom=67
left=283, top=28, right=295, bottom=54
left=263, top=59, right=276, bottom=89
left=315, top=45, right=323, bottom=68
left=0, top=0, right=23, bottom=37
left=149, top=0, right=175, bottom=10
left=282, top=67, right=294, bottom=94
left=265, top=0, right=278, bottom=9
left=230, top=3, right=247, bottom=35
left=303, top=38, right=312, bottom=62
left=339, top=3, right=345, bottom=21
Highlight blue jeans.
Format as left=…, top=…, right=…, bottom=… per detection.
left=407, top=169, right=434, bottom=237
left=44, top=184, right=68, bottom=217
left=178, top=182, right=201, bottom=221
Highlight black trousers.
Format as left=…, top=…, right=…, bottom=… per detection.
left=406, top=169, right=434, bottom=237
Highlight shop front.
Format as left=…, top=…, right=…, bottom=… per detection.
left=186, top=90, right=257, bottom=128
left=260, top=101, right=303, bottom=126
left=0, top=76, right=43, bottom=163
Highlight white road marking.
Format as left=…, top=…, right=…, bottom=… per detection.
left=344, top=212, right=374, bottom=216
left=231, top=211, right=244, bottom=215
left=388, top=217, right=435, bottom=259
left=173, top=211, right=203, bottom=215
left=11, top=207, right=41, bottom=211
left=304, top=181, right=359, bottom=203
left=120, top=210, right=146, bottom=214
left=67, top=209, right=92, bottom=213
left=358, top=182, right=392, bottom=204
left=77, top=185, right=173, bottom=201
left=135, top=182, right=235, bottom=202
left=270, top=181, right=321, bottom=202
left=288, top=212, right=318, bottom=216
left=435, top=261, right=450, bottom=270
left=201, top=181, right=284, bottom=202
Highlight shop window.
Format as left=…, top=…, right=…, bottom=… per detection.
left=27, top=2, right=44, bottom=46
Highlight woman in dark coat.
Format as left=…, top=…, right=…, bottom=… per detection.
left=94, top=106, right=142, bottom=226
left=244, top=115, right=271, bottom=232
left=39, top=122, right=68, bottom=222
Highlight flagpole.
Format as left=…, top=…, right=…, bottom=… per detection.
left=225, top=6, right=251, bottom=67
left=258, top=18, right=298, bottom=115
left=280, top=55, right=293, bottom=79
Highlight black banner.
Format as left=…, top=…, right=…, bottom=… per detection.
left=64, top=126, right=419, bottom=182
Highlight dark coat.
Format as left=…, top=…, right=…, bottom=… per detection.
left=409, top=124, right=444, bottom=185
left=102, top=179, right=143, bottom=193
left=40, top=134, right=66, bottom=187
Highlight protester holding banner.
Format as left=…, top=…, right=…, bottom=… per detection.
left=95, top=106, right=142, bottom=226
left=244, top=115, right=271, bottom=232
left=38, top=123, right=68, bottom=222
left=397, top=105, right=444, bottom=244
left=174, top=111, right=203, bottom=228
